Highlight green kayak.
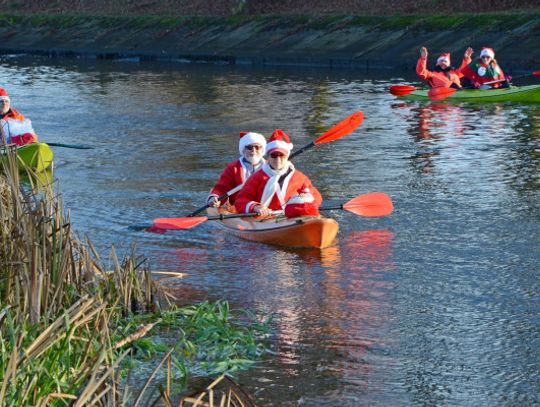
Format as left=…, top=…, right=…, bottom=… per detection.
left=400, top=84, right=540, bottom=103
left=1, top=142, right=54, bottom=173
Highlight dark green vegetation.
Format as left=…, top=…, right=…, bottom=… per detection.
left=0, top=149, right=270, bottom=405
left=0, top=0, right=536, bottom=16
left=0, top=10, right=538, bottom=31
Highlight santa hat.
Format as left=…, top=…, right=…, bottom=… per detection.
left=436, top=53, right=451, bottom=65
left=287, top=184, right=315, bottom=205
left=266, top=129, right=293, bottom=155
left=0, top=87, right=10, bottom=101
left=480, top=47, right=495, bottom=59
left=238, top=131, right=266, bottom=155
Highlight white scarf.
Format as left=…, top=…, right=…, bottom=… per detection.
left=239, top=156, right=265, bottom=182
left=260, top=162, right=295, bottom=208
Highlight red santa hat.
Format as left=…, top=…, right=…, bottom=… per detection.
left=436, top=53, right=451, bottom=65
left=238, top=131, right=266, bottom=155
left=0, top=87, right=10, bottom=101
left=285, top=184, right=319, bottom=218
left=480, top=47, right=495, bottom=59
left=266, top=129, right=293, bottom=155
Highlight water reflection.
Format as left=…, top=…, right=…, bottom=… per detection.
left=2, top=55, right=539, bottom=406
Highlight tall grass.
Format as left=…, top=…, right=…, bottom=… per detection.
left=0, top=146, right=269, bottom=405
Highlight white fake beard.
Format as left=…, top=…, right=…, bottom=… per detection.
left=243, top=151, right=263, bottom=165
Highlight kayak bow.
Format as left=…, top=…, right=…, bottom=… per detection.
left=208, top=208, right=339, bottom=249
left=0, top=142, right=54, bottom=173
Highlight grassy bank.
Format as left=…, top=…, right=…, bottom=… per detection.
left=0, top=10, right=539, bottom=31
left=0, top=149, right=269, bottom=405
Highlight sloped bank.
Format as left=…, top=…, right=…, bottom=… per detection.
left=0, top=12, right=539, bottom=72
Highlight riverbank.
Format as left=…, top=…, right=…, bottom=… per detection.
left=1, top=12, right=539, bottom=72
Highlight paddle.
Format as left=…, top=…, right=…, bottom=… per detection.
left=130, top=192, right=393, bottom=232
left=389, top=85, right=417, bottom=96
left=188, top=111, right=365, bottom=217
left=427, top=87, right=458, bottom=101
left=483, top=70, right=540, bottom=86
left=47, top=142, right=94, bottom=150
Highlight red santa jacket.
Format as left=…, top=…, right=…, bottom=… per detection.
left=235, top=163, right=322, bottom=213
left=416, top=56, right=471, bottom=88
left=208, top=158, right=264, bottom=205
left=1, top=108, right=38, bottom=145
left=461, top=59, right=506, bottom=88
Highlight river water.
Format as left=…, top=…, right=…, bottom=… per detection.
left=1, top=55, right=539, bottom=406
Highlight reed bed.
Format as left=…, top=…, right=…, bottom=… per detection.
left=0, top=147, right=269, bottom=405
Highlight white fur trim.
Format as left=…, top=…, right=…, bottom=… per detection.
left=480, top=48, right=495, bottom=58
left=246, top=201, right=258, bottom=213
left=239, top=132, right=266, bottom=155
left=266, top=139, right=293, bottom=154
left=4, top=118, right=35, bottom=137
left=287, top=193, right=314, bottom=205
left=437, top=56, right=450, bottom=65
left=0, top=96, right=10, bottom=101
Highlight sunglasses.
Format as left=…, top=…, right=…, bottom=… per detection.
left=481, top=56, right=492, bottom=59
left=245, top=144, right=263, bottom=151
left=269, top=152, right=285, bottom=158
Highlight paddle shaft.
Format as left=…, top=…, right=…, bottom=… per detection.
left=189, top=141, right=316, bottom=217
left=47, top=142, right=94, bottom=149
left=483, top=71, right=539, bottom=86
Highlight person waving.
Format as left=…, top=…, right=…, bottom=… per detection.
left=461, top=47, right=508, bottom=89
left=416, top=46, right=473, bottom=89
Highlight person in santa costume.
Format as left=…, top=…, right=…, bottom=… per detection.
left=235, top=129, right=322, bottom=217
left=416, top=46, right=473, bottom=89
left=461, top=47, right=508, bottom=89
left=0, top=87, right=38, bottom=146
left=207, top=131, right=267, bottom=207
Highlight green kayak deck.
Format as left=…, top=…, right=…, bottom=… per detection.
left=400, top=84, right=540, bottom=103
left=0, top=142, right=54, bottom=173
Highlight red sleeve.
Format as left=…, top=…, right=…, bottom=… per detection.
left=416, top=57, right=432, bottom=80
left=234, top=170, right=265, bottom=213
left=209, top=160, right=241, bottom=200
left=461, top=64, right=477, bottom=81
left=457, top=57, right=471, bottom=78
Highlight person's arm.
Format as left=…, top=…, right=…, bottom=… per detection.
left=235, top=172, right=264, bottom=214
left=457, top=47, right=473, bottom=77
left=416, top=47, right=433, bottom=80
left=207, top=161, right=238, bottom=206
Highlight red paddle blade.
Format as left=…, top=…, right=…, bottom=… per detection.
left=428, top=87, right=457, bottom=101
left=314, top=111, right=364, bottom=145
left=390, top=84, right=417, bottom=96
left=152, top=217, right=208, bottom=230
left=343, top=192, right=394, bottom=217
left=533, top=70, right=540, bottom=76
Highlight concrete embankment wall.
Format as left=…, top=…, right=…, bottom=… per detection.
left=0, top=13, right=539, bottom=73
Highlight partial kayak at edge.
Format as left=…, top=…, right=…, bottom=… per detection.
left=0, top=142, right=54, bottom=173
left=399, top=84, right=540, bottom=103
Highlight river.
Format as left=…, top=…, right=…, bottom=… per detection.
left=1, top=55, right=539, bottom=406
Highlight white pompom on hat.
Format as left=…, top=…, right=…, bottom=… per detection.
left=480, top=47, right=495, bottom=59
left=436, top=53, right=451, bottom=65
left=266, top=129, right=293, bottom=155
left=238, top=131, right=266, bottom=155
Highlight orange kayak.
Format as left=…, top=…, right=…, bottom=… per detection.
left=208, top=208, right=339, bottom=249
